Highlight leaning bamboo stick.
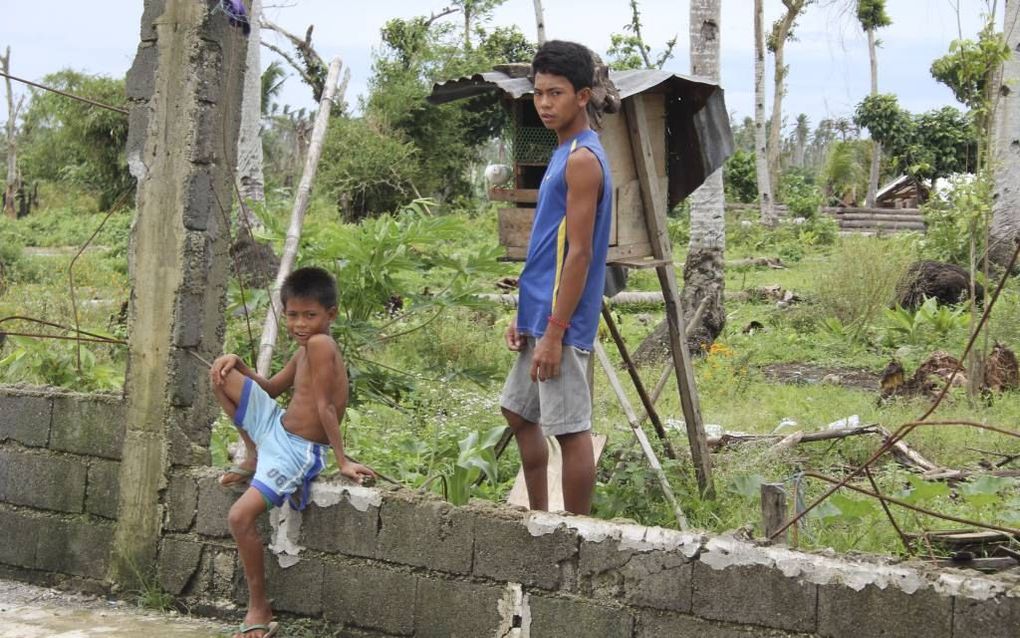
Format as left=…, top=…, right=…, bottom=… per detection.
left=594, top=341, right=689, bottom=530
left=256, top=58, right=343, bottom=375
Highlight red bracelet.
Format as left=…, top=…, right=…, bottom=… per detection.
left=547, top=315, right=570, bottom=331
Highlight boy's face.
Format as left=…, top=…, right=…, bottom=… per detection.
left=533, top=72, right=590, bottom=132
left=283, top=296, right=336, bottom=345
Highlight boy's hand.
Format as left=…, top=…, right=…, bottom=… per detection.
left=505, top=316, right=523, bottom=352
left=339, top=460, right=376, bottom=485
left=210, top=354, right=245, bottom=386
left=530, top=333, right=563, bottom=382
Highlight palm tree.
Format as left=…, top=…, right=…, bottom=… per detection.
left=684, top=0, right=726, bottom=349
left=754, top=0, right=776, bottom=224
left=237, top=0, right=265, bottom=208
left=792, top=113, right=809, bottom=167
left=766, top=0, right=811, bottom=197
left=857, top=0, right=891, bottom=207
left=991, top=0, right=1020, bottom=269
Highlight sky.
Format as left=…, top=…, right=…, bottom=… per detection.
left=0, top=1, right=991, bottom=137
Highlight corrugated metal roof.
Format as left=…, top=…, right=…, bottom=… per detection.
left=427, top=69, right=734, bottom=205
left=427, top=69, right=718, bottom=103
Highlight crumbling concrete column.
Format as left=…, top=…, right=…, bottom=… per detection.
left=111, top=0, right=246, bottom=585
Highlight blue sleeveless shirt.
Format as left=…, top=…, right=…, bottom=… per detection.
left=516, top=128, right=613, bottom=351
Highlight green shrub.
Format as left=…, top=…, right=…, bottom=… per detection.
left=778, top=171, right=823, bottom=219
left=814, top=234, right=917, bottom=338
left=723, top=149, right=758, bottom=203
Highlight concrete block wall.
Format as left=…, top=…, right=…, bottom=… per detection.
left=160, top=472, right=1020, bottom=638
left=0, top=386, right=124, bottom=585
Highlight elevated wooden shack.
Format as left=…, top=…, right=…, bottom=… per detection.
left=428, top=68, right=734, bottom=264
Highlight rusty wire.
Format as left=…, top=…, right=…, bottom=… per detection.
left=768, top=238, right=1020, bottom=550
left=0, top=70, right=130, bottom=115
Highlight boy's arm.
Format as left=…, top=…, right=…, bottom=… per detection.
left=211, top=353, right=296, bottom=398
left=530, top=147, right=601, bottom=382
left=306, top=334, right=373, bottom=483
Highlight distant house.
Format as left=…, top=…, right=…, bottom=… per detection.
left=875, top=175, right=924, bottom=209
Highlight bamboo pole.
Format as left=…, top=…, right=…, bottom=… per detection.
left=256, top=58, right=343, bottom=375
left=594, top=341, right=689, bottom=530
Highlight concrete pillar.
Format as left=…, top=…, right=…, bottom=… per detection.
left=111, top=0, right=246, bottom=585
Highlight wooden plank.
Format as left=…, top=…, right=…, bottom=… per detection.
left=624, top=96, right=715, bottom=498
left=506, top=434, right=608, bottom=512
left=498, top=207, right=534, bottom=249
left=761, top=483, right=788, bottom=544
left=606, top=242, right=653, bottom=261
left=607, top=257, right=673, bottom=269
left=489, top=188, right=538, bottom=204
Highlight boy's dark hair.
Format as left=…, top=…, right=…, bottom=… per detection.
left=531, top=40, right=595, bottom=92
left=281, top=266, right=337, bottom=309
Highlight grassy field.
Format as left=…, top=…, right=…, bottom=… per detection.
left=2, top=196, right=1018, bottom=558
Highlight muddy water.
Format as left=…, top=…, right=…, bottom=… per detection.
left=0, top=579, right=230, bottom=637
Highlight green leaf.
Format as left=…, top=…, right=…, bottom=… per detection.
left=899, top=475, right=950, bottom=504
left=830, top=493, right=879, bottom=521
left=728, top=474, right=764, bottom=500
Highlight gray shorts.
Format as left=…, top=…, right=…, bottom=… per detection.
left=500, top=337, right=593, bottom=436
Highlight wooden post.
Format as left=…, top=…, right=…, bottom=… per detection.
left=600, top=304, right=677, bottom=459
left=624, top=96, right=715, bottom=498
left=761, top=483, right=788, bottom=543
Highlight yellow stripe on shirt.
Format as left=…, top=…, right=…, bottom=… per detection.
left=551, top=139, right=579, bottom=314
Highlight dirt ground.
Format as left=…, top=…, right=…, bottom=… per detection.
left=760, top=362, right=880, bottom=391
left=0, top=579, right=231, bottom=637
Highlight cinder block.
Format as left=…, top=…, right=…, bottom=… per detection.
left=0, top=448, right=87, bottom=513
left=85, top=458, right=120, bottom=519
left=50, top=395, right=125, bottom=460
left=35, top=517, right=114, bottom=580
left=528, top=594, right=634, bottom=637
left=621, top=551, right=692, bottom=612
left=323, top=559, right=416, bottom=635
left=0, top=393, right=52, bottom=447
left=194, top=45, right=224, bottom=105
left=138, top=0, right=165, bottom=42
left=182, top=168, right=214, bottom=232
left=158, top=537, right=204, bottom=595
left=166, top=472, right=198, bottom=531
left=818, top=582, right=952, bottom=638
left=265, top=554, right=324, bottom=616
left=125, top=41, right=157, bottom=99
left=301, top=497, right=380, bottom=558
left=126, top=103, right=150, bottom=164
left=954, top=595, right=1020, bottom=638
left=578, top=537, right=693, bottom=612
left=195, top=476, right=237, bottom=538
left=692, top=561, right=816, bottom=633
left=637, top=610, right=810, bottom=637
left=414, top=575, right=502, bottom=638
left=0, top=508, right=41, bottom=568
left=166, top=348, right=205, bottom=408
left=376, top=494, right=474, bottom=574
left=472, top=507, right=578, bottom=590
left=189, top=105, right=218, bottom=165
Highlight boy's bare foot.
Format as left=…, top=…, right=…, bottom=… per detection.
left=233, top=605, right=276, bottom=637
left=219, top=457, right=257, bottom=487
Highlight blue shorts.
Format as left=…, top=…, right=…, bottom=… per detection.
left=234, top=377, right=327, bottom=510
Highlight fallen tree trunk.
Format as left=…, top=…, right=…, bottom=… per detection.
left=706, top=423, right=943, bottom=473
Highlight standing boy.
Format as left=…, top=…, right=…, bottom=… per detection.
left=500, top=41, right=613, bottom=515
left=209, top=266, right=374, bottom=638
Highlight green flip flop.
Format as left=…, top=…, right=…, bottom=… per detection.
left=219, top=465, right=255, bottom=488
left=235, top=620, right=278, bottom=637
